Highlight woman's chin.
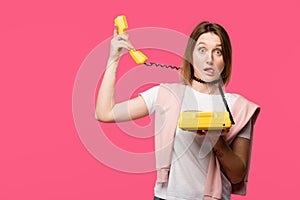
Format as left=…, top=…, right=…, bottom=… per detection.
left=202, top=76, right=220, bottom=83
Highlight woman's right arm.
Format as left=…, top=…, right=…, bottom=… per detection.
left=95, top=27, right=149, bottom=122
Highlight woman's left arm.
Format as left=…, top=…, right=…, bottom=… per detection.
left=212, top=134, right=251, bottom=184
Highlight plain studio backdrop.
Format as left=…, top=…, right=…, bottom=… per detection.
left=1, top=0, right=299, bottom=199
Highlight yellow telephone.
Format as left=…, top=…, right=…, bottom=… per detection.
left=178, top=111, right=232, bottom=131
left=114, top=15, right=148, bottom=64
left=178, top=84, right=235, bottom=131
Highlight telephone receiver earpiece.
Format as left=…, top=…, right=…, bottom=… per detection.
left=114, top=15, right=148, bottom=64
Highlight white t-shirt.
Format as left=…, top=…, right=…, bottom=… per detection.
left=140, top=85, right=252, bottom=200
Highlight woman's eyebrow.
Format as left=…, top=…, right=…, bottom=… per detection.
left=196, top=42, right=207, bottom=46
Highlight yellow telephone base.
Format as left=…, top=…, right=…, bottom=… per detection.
left=178, top=111, right=232, bottom=131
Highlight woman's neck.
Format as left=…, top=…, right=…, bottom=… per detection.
left=191, top=80, right=220, bottom=94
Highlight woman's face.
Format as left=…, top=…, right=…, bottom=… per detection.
left=192, top=32, right=224, bottom=83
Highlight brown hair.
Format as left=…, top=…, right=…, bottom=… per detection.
left=180, top=21, right=232, bottom=86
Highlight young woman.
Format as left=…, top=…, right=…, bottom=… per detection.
left=95, top=21, right=260, bottom=200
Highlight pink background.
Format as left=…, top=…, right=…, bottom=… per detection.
left=1, top=0, right=299, bottom=199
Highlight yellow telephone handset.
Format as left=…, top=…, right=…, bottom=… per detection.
left=114, top=15, right=148, bottom=64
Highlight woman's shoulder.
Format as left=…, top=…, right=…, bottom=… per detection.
left=228, top=93, right=260, bottom=122
left=225, top=92, right=239, bottom=99
left=141, top=83, right=185, bottom=97
left=225, top=93, right=261, bottom=111
left=158, top=82, right=187, bottom=93
left=222, top=91, right=239, bottom=103
left=227, top=92, right=260, bottom=107
left=229, top=93, right=261, bottom=128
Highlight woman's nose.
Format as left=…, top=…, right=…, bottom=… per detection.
left=206, top=52, right=214, bottom=65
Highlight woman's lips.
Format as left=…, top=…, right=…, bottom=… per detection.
left=203, top=67, right=215, bottom=76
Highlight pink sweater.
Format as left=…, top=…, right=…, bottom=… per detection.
left=154, top=84, right=260, bottom=200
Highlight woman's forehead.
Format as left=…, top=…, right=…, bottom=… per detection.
left=196, top=32, right=221, bottom=45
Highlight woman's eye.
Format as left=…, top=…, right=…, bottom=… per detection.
left=198, top=47, right=206, bottom=53
left=214, top=49, right=222, bottom=55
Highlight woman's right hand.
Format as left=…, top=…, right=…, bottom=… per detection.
left=108, top=26, right=134, bottom=64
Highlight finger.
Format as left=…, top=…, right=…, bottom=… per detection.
left=113, top=37, right=134, bottom=49
left=118, top=40, right=134, bottom=50
left=126, top=40, right=134, bottom=50
left=221, top=129, right=229, bottom=135
left=116, top=33, right=129, bottom=41
left=113, top=25, right=118, bottom=36
left=196, top=130, right=206, bottom=136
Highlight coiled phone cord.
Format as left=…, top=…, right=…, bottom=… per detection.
left=144, top=62, right=181, bottom=70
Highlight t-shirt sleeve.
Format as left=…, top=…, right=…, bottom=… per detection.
left=236, top=119, right=253, bottom=140
left=139, top=85, right=159, bottom=115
